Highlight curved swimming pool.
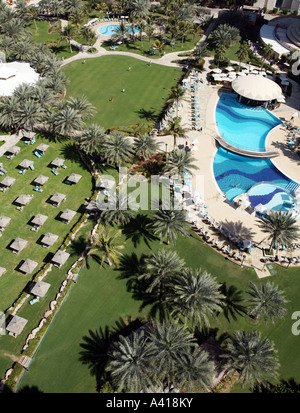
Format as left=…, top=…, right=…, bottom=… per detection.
left=248, top=183, right=296, bottom=212
left=213, top=148, right=295, bottom=202
left=98, top=24, right=140, bottom=37
left=216, top=94, right=282, bottom=152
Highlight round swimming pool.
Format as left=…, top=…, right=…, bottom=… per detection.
left=248, top=183, right=296, bottom=212
left=216, top=94, right=281, bottom=152
left=98, top=24, right=140, bottom=37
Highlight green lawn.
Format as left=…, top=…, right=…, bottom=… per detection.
left=0, top=134, right=94, bottom=377
left=16, top=218, right=300, bottom=393
left=63, top=55, right=183, bottom=129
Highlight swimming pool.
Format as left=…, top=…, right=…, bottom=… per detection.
left=248, top=183, right=296, bottom=212
left=216, top=94, right=282, bottom=152
left=213, top=147, right=297, bottom=202
left=98, top=24, right=140, bottom=37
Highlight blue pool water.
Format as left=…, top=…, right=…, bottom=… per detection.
left=216, top=94, right=282, bottom=152
left=248, top=183, right=295, bottom=212
left=213, top=148, right=296, bottom=202
left=98, top=24, right=140, bottom=36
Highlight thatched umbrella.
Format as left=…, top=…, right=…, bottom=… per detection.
left=36, top=143, right=49, bottom=154
left=51, top=250, right=70, bottom=268
left=30, top=280, right=51, bottom=297
left=31, top=214, right=48, bottom=227
left=10, top=238, right=28, bottom=253
left=66, top=173, right=82, bottom=184
left=19, top=159, right=34, bottom=169
left=15, top=194, right=33, bottom=205
left=51, top=158, right=65, bottom=167
left=34, top=175, right=49, bottom=186
left=6, top=315, right=28, bottom=337
left=41, top=232, right=59, bottom=247
left=0, top=267, right=6, bottom=277
left=60, top=209, right=76, bottom=223
left=50, top=192, right=66, bottom=206
left=0, top=176, right=16, bottom=187
left=19, top=259, right=38, bottom=274
left=7, top=145, right=20, bottom=155
left=0, top=216, right=11, bottom=228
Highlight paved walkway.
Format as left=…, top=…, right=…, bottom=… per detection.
left=0, top=134, right=20, bottom=158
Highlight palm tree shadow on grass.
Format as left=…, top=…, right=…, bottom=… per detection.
left=135, top=108, right=158, bottom=122
left=36, top=130, right=66, bottom=144
left=219, top=282, right=248, bottom=322
left=194, top=326, right=230, bottom=347
left=253, top=378, right=300, bottom=393
left=117, top=252, right=168, bottom=322
left=122, top=213, right=158, bottom=248
left=79, top=317, right=144, bottom=392
left=69, top=235, right=90, bottom=258
left=60, top=142, right=89, bottom=171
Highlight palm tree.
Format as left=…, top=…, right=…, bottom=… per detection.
left=64, top=0, right=83, bottom=17
left=168, top=149, right=198, bottom=181
left=104, top=131, right=133, bottom=169
left=139, top=249, right=185, bottom=294
left=106, top=331, right=154, bottom=393
left=130, top=0, right=150, bottom=20
left=151, top=209, right=189, bottom=245
left=137, top=19, right=146, bottom=48
left=167, top=84, right=185, bottom=118
left=211, top=24, right=240, bottom=49
left=222, top=330, right=280, bottom=390
left=99, top=190, right=134, bottom=226
left=59, top=24, right=75, bottom=53
left=193, top=43, right=207, bottom=67
left=166, top=16, right=180, bottom=51
left=152, top=39, right=165, bottom=56
left=80, top=26, right=96, bottom=47
left=0, top=95, right=19, bottom=130
left=167, top=268, right=225, bottom=329
left=261, top=43, right=273, bottom=67
left=133, top=133, right=158, bottom=159
left=67, top=95, right=96, bottom=121
left=214, top=43, right=227, bottom=67
left=112, top=20, right=129, bottom=42
left=27, top=5, right=39, bottom=30
left=246, top=281, right=289, bottom=324
left=166, top=116, right=187, bottom=150
left=2, top=18, right=25, bottom=40
left=237, top=41, right=249, bottom=71
left=146, top=322, right=196, bottom=386
left=256, top=210, right=300, bottom=251
left=79, top=124, right=107, bottom=155
left=144, top=23, right=155, bottom=52
left=88, top=226, right=124, bottom=268
left=14, top=100, right=44, bottom=132
left=176, top=348, right=215, bottom=392
left=178, top=21, right=193, bottom=49
left=12, top=37, right=36, bottom=62
left=52, top=105, right=84, bottom=137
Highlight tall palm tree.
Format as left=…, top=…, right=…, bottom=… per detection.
left=152, top=38, right=165, bottom=56
left=67, top=95, right=96, bottom=121
left=261, top=43, right=273, bottom=67
left=167, top=268, right=225, bottom=329
left=104, top=131, right=133, bottom=169
left=99, top=190, right=134, bottom=226
left=166, top=16, right=180, bottom=51
left=52, top=105, right=84, bottom=137
left=112, top=20, right=129, bottom=42
left=256, top=210, right=300, bottom=251
left=133, top=133, right=158, bottom=159
left=137, top=19, right=146, bottom=48
left=151, top=209, right=189, bottom=245
left=211, top=24, right=240, bottom=49
left=167, top=85, right=185, bottom=118
left=26, top=6, right=39, bottom=30
left=79, top=123, right=107, bottom=155
left=237, top=41, right=249, bottom=71
left=64, top=0, right=83, bottom=17
left=176, top=348, right=215, bottom=392
left=80, top=26, right=96, bottom=46
left=166, top=116, right=187, bottom=150
left=88, top=226, right=124, bottom=268
left=222, top=330, right=280, bottom=390
left=168, top=149, right=198, bottom=181
left=106, top=331, right=154, bottom=393
left=193, top=43, right=207, bottom=67
left=214, top=43, right=227, bottom=67
left=59, top=24, right=75, bottom=53
left=139, top=249, right=185, bottom=294
left=130, top=0, right=150, bottom=20
left=178, top=21, right=193, bottom=49
left=146, top=322, right=196, bottom=386
left=144, top=23, right=155, bottom=52
left=246, top=281, right=289, bottom=324
left=0, top=95, right=19, bottom=130
left=14, top=100, right=44, bottom=132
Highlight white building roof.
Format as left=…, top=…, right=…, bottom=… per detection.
left=260, top=25, right=290, bottom=57
left=0, top=62, right=39, bottom=97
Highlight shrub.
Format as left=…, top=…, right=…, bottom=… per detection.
left=282, top=9, right=289, bottom=14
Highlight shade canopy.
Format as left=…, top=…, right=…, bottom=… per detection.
left=52, top=250, right=70, bottom=267
left=51, top=158, right=65, bottom=167
left=30, top=280, right=51, bottom=297
left=232, top=74, right=282, bottom=101
left=15, top=194, right=33, bottom=205
left=50, top=192, right=66, bottom=204
left=7, top=145, right=20, bottom=155
left=19, top=259, right=38, bottom=274
left=19, top=159, right=34, bottom=169
left=41, top=232, right=59, bottom=246
left=0, top=216, right=10, bottom=227
left=67, top=173, right=82, bottom=184
left=6, top=315, right=28, bottom=336
left=1, top=176, right=16, bottom=187
left=31, top=214, right=48, bottom=226
left=60, top=209, right=76, bottom=222
left=36, top=143, right=49, bottom=153
left=10, top=238, right=28, bottom=252
left=34, top=175, right=49, bottom=186
left=0, top=267, right=6, bottom=277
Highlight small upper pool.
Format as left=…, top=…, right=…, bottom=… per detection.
left=248, top=183, right=296, bottom=212
left=98, top=24, right=140, bottom=37
left=216, top=94, right=282, bottom=152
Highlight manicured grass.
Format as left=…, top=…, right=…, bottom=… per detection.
left=16, top=214, right=300, bottom=393
left=0, top=134, right=94, bottom=376
left=63, top=55, right=183, bottom=129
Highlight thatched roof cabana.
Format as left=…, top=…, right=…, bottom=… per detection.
left=0, top=216, right=11, bottom=228
left=40, top=232, right=59, bottom=247
left=31, top=214, right=48, bottom=227
left=0, top=176, right=16, bottom=187
left=15, top=194, right=33, bottom=205
left=30, top=280, right=51, bottom=297
left=19, top=259, right=38, bottom=274
left=34, top=175, right=49, bottom=186
left=50, top=192, right=66, bottom=206
left=51, top=250, right=70, bottom=268
left=66, top=173, right=82, bottom=184
left=6, top=315, right=28, bottom=337
left=60, top=209, right=76, bottom=223
left=10, top=238, right=28, bottom=254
